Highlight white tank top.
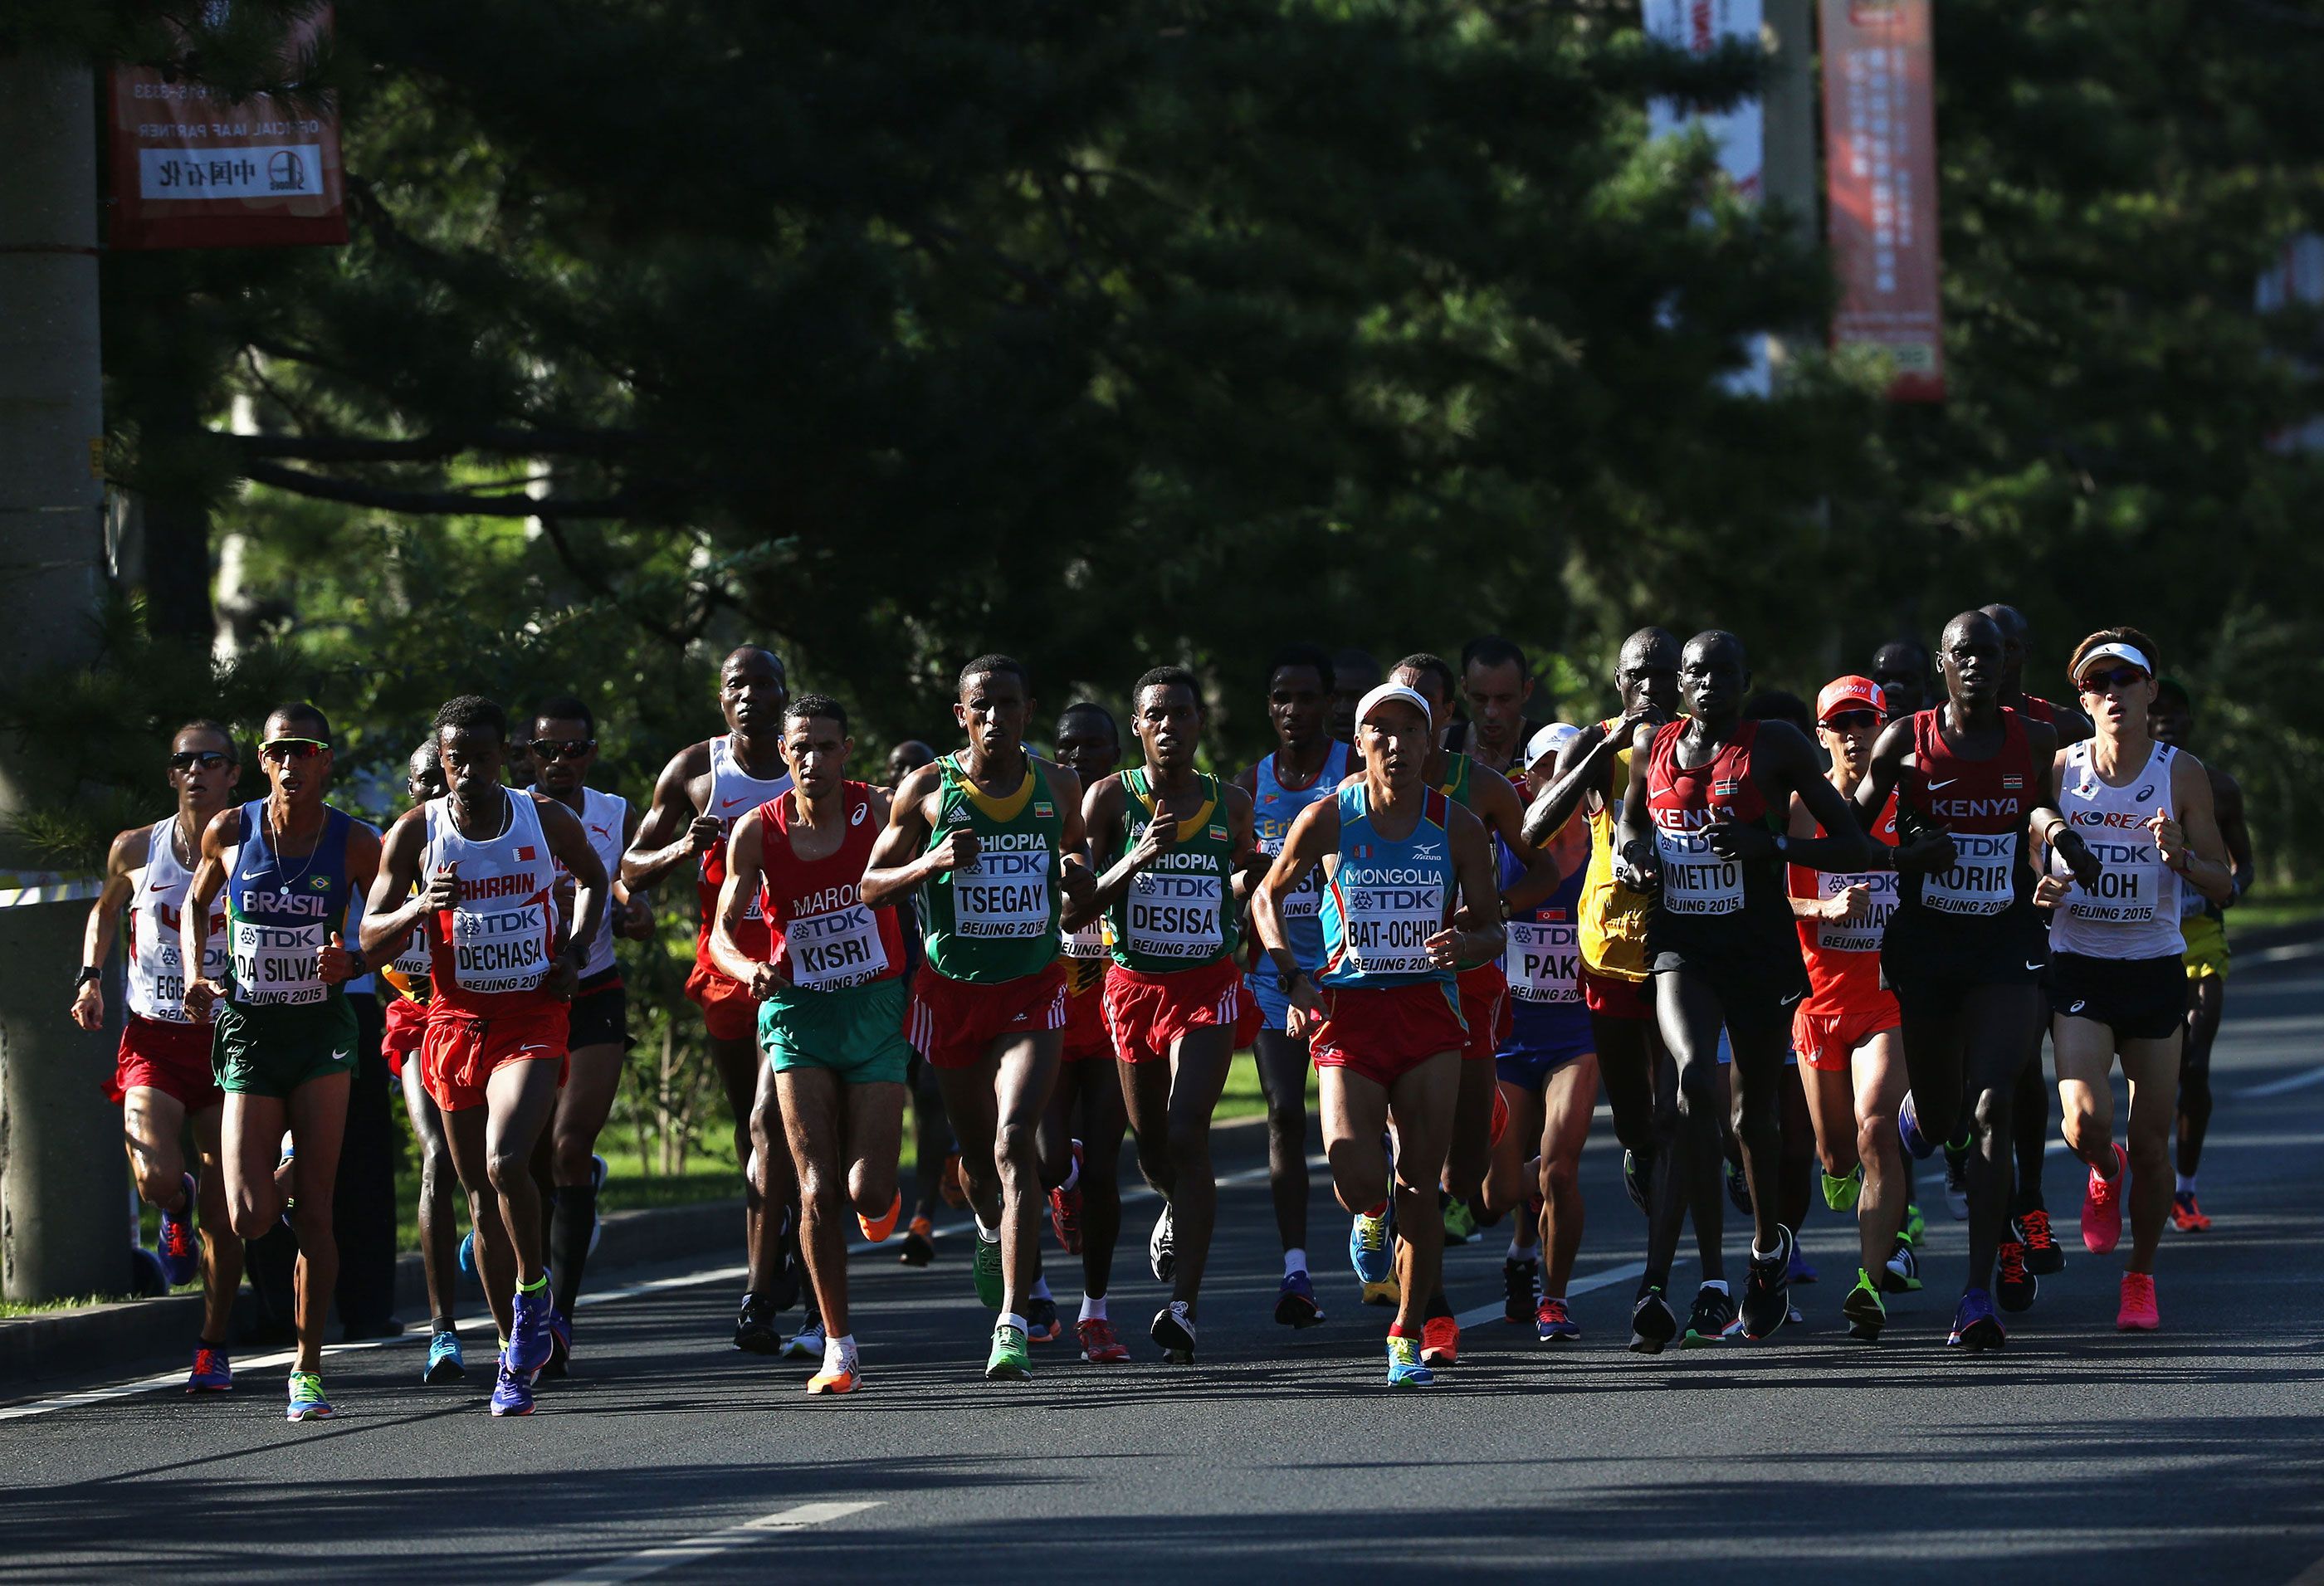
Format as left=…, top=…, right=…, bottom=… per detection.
left=706, top=734, right=793, bottom=922
left=552, top=785, right=629, bottom=978
left=126, top=818, right=227, bottom=1022
left=423, top=789, right=563, bottom=1000
left=2048, top=739, right=2184, bottom=960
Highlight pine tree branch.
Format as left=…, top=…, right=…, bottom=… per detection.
left=233, top=427, right=641, bottom=463
left=242, top=461, right=642, bottom=519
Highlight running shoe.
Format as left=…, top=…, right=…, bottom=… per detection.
left=1942, top=1144, right=1971, bottom=1220
left=490, top=1357, right=535, bottom=1416
left=2019, top=1208, right=2065, bottom=1273
left=1077, top=1317, right=1130, bottom=1363
left=783, top=1305, right=828, bottom=1361
left=971, top=1233, right=1005, bottom=1310
left=898, top=1216, right=936, bottom=1267
left=1628, top=1284, right=1677, bottom=1354
left=1897, top=1090, right=1937, bottom=1160
left=1535, top=1296, right=1579, bottom=1343
left=1842, top=1271, right=1887, bottom=1341
left=1420, top=1315, right=1459, bottom=1368
left=1946, top=1286, right=2005, bottom=1351
left=589, top=1153, right=608, bottom=1256
left=129, top=1244, right=168, bottom=1299
left=286, top=1370, right=333, bottom=1422
left=1681, top=1284, right=1736, bottom=1348
left=1274, top=1269, right=1325, bottom=1329
left=1152, top=1301, right=1197, bottom=1363
left=1724, top=1153, right=1752, bottom=1217
left=769, top=1214, right=803, bottom=1313
left=540, top=1305, right=572, bottom=1379
left=2116, top=1271, right=2160, bottom=1331
left=1048, top=1140, right=1085, bottom=1255
left=1787, top=1245, right=1818, bottom=1286
left=457, top=1229, right=476, bottom=1281
left=1900, top=1202, right=1926, bottom=1248
left=1995, top=1236, right=2037, bottom=1314
left=2082, top=1142, right=2127, bottom=1254
left=1026, top=1296, right=1062, bottom=1345
left=1820, top=1163, right=1863, bottom=1214
left=1442, top=1193, right=1477, bottom=1246
left=807, top=1359, right=858, bottom=1395
left=186, top=1343, right=232, bottom=1393
left=939, top=1151, right=969, bottom=1210
left=1349, top=1205, right=1394, bottom=1291
left=2170, top=1192, right=2211, bottom=1233
left=157, top=1171, right=201, bottom=1286
left=1503, top=1257, right=1540, bottom=1324
left=1622, top=1148, right=1652, bottom=1214
left=857, top=1190, right=901, bottom=1244
left=1880, top=1239, right=1922, bottom=1295
left=1736, top=1227, right=1793, bottom=1340
left=1149, top=1203, right=1176, bottom=1283
left=507, top=1283, right=554, bottom=1377
left=424, top=1330, right=466, bottom=1384
left=735, top=1291, right=783, bottom=1354
left=984, top=1323, right=1032, bottom=1381
left=1385, top=1335, right=1434, bottom=1388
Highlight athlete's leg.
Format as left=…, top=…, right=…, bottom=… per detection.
left=442, top=1105, right=512, bottom=1338
left=988, top=1031, right=1062, bottom=1318
left=1250, top=1027, right=1312, bottom=1256
left=2009, top=1031, right=2049, bottom=1215
left=282, top=1071, right=351, bottom=1376
left=934, top=1057, right=1004, bottom=1234
left=120, top=1086, right=190, bottom=1215
left=1777, top=1061, right=1816, bottom=1237
left=1646, top=972, right=1727, bottom=1289
left=1319, top=1065, right=1391, bottom=1218
left=398, top=1057, right=462, bottom=1330
left=745, top=1057, right=799, bottom=1294
left=1160, top=1025, right=1237, bottom=1315
left=1120, top=1052, right=1176, bottom=1204
left=1076, top=1061, right=1130, bottom=1305
left=1037, top=1057, right=1082, bottom=1190
left=776, top=1066, right=850, bottom=1335
left=1849, top=1029, right=1909, bottom=1277
left=1958, top=984, right=2039, bottom=1291
left=1483, top=1080, right=1545, bottom=1223
left=1383, top=1052, right=1462, bottom=1339
left=481, top=1057, right=564, bottom=1289
left=549, top=1041, right=622, bottom=1315
left=1728, top=1013, right=1793, bottom=1257
left=187, top=1103, right=242, bottom=1342
left=908, top=1054, right=953, bottom=1222
left=842, top=1080, right=906, bottom=1232
left=223, top=1091, right=292, bottom=1236
left=1537, top=1055, right=1597, bottom=1299
left=1444, top=1054, right=1496, bottom=1209
left=1804, top=1062, right=1862, bottom=1181
left=712, top=1032, right=776, bottom=1286
left=2117, top=1033, right=2180, bottom=1275
left=2176, top=976, right=2223, bottom=1179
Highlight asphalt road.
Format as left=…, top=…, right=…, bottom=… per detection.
left=7, top=944, right=2324, bottom=1584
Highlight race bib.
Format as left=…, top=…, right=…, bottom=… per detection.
left=230, top=918, right=329, bottom=1007
left=954, top=847, right=1050, bottom=939
left=1654, top=826, right=1745, bottom=916
left=391, top=930, right=432, bottom=979
left=1814, top=871, right=1898, bottom=954
left=1506, top=920, right=1581, bottom=1004
left=1921, top=832, right=2019, bottom=917
left=141, top=930, right=229, bottom=1021
left=2064, top=836, right=2162, bottom=925
left=1261, top=836, right=1325, bottom=922
left=448, top=899, right=551, bottom=993
left=1337, top=881, right=1446, bottom=976
left=1125, top=869, right=1224, bottom=960
left=785, top=903, right=890, bottom=990
left=1062, top=920, right=1110, bottom=959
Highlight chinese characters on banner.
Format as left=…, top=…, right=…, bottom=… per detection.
left=1820, top=0, right=1945, bottom=400
left=107, top=6, right=346, bottom=251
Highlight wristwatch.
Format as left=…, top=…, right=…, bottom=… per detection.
left=72, top=964, right=101, bottom=991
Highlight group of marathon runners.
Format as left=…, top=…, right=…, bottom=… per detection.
left=70, top=604, right=2254, bottom=1415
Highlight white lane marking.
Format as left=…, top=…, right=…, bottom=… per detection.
left=2236, top=1066, right=2324, bottom=1099
left=1454, top=1257, right=1664, bottom=1330
left=530, top=1501, right=881, bottom=1585
left=2243, top=939, right=2324, bottom=967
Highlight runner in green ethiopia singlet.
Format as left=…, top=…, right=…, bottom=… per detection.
left=919, top=752, right=1066, bottom=984
left=1108, top=768, right=1239, bottom=974
left=1437, top=752, right=1494, bottom=971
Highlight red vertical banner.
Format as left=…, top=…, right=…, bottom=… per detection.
left=108, top=7, right=347, bottom=251
left=1821, top=0, right=1944, bottom=401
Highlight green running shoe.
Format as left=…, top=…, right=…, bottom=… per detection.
left=1441, top=1195, right=1477, bottom=1245
left=971, top=1232, right=1004, bottom=1310
left=1900, top=1202, right=1926, bottom=1247
left=1843, top=1270, right=1888, bottom=1341
left=984, top=1323, right=1031, bottom=1381
left=1821, top=1164, right=1864, bottom=1213
left=286, top=1370, right=333, bottom=1422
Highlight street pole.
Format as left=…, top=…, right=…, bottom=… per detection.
left=0, top=54, right=129, bottom=1303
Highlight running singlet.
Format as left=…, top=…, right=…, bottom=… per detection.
left=1791, top=790, right=1900, bottom=1008
left=2016, top=694, right=2058, bottom=726
left=422, top=790, right=562, bottom=1013
left=554, top=786, right=629, bottom=980
left=1502, top=836, right=1585, bottom=1013
left=757, top=781, right=906, bottom=990
left=1252, top=741, right=1352, bottom=969
left=1316, top=784, right=1457, bottom=989
left=696, top=734, right=794, bottom=965
left=1644, top=721, right=1791, bottom=959
left=1062, top=913, right=1112, bottom=998
left=1110, top=769, right=1239, bottom=973
left=918, top=754, right=1066, bottom=985
left=2048, top=740, right=2185, bottom=960
left=1896, top=706, right=2037, bottom=921
left=1579, top=719, right=1651, bottom=982
left=126, top=818, right=227, bottom=1022
left=222, top=800, right=354, bottom=1009
left=1437, top=753, right=1501, bottom=972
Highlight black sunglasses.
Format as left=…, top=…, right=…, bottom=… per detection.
left=169, top=749, right=232, bottom=772
left=1821, top=710, right=1879, bottom=732
left=2078, top=666, right=2148, bottom=694
left=528, top=738, right=596, bottom=762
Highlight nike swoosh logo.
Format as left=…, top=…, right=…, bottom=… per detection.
left=2027, top=961, right=2043, bottom=972
left=720, top=797, right=749, bottom=809
left=1927, top=778, right=1958, bottom=791
left=330, top=1048, right=349, bottom=1061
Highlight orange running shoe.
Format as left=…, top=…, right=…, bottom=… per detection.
left=939, top=1152, right=969, bottom=1210
left=2116, top=1271, right=2160, bottom=1331
left=1077, top=1316, right=1130, bottom=1363
left=808, top=1362, right=859, bottom=1394
left=858, top=1190, right=901, bottom=1243
left=2170, top=1192, right=2211, bottom=1232
left=1420, top=1315, right=1460, bottom=1367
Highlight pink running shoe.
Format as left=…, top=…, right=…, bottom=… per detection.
left=2082, top=1142, right=2127, bottom=1254
left=2116, top=1271, right=2160, bottom=1331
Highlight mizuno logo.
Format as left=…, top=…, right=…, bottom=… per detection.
left=1927, top=778, right=1958, bottom=791
left=1413, top=842, right=1443, bottom=860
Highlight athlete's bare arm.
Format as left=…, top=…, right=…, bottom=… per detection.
left=621, top=742, right=715, bottom=889
left=1068, top=773, right=1148, bottom=928
left=858, top=761, right=967, bottom=910
left=1433, top=801, right=1508, bottom=969
left=68, top=827, right=145, bottom=1030
left=1472, top=767, right=1556, bottom=915
left=178, top=807, right=242, bottom=1022
left=613, top=798, right=654, bottom=939
left=1610, top=720, right=1660, bottom=888
left=2161, top=752, right=2237, bottom=909
left=1708, top=721, right=1870, bottom=874
left=361, top=808, right=439, bottom=959
left=533, top=794, right=608, bottom=998
left=1521, top=720, right=1614, bottom=847
left=2212, top=766, right=2254, bottom=902
left=1252, top=795, right=1340, bottom=967
left=330, top=822, right=384, bottom=985
left=709, top=808, right=781, bottom=993
left=1043, top=759, right=1096, bottom=911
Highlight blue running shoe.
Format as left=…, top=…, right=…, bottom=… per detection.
left=424, top=1330, right=466, bottom=1384
left=1274, top=1268, right=1325, bottom=1328
left=1385, top=1335, right=1433, bottom=1388
left=1897, top=1091, right=1937, bottom=1160
left=507, top=1283, right=554, bottom=1377
left=187, top=1343, right=232, bottom=1393
left=157, top=1171, right=201, bottom=1286
left=491, top=1357, right=535, bottom=1416
left=1946, top=1286, right=2006, bottom=1351
left=543, top=1306, right=573, bottom=1378
left=1349, top=1206, right=1394, bottom=1286
left=286, top=1371, right=332, bottom=1422
left=458, top=1230, right=476, bottom=1279
left=1536, top=1296, right=1580, bottom=1343
left=1787, top=1244, right=1818, bottom=1286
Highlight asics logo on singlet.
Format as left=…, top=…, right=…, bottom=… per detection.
left=851, top=803, right=868, bottom=826
left=2069, top=999, right=2087, bottom=1014
left=240, top=890, right=330, bottom=918
left=1928, top=797, right=2019, bottom=818
left=2134, top=784, right=2154, bottom=802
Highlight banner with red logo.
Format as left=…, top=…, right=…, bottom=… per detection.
left=1820, top=0, right=1944, bottom=400
left=107, top=7, right=346, bottom=251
